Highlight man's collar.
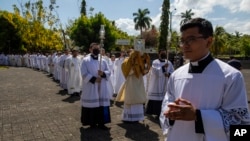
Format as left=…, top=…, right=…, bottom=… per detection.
left=90, top=54, right=98, bottom=60
left=188, top=53, right=214, bottom=73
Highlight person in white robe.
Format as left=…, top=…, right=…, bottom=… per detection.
left=10, top=54, right=16, bottom=66
left=59, top=49, right=72, bottom=90
left=109, top=54, right=116, bottom=91
left=0, top=53, right=5, bottom=65
left=1, top=53, right=8, bottom=66
left=65, top=48, right=82, bottom=96
left=16, top=54, right=23, bottom=67
left=113, top=51, right=126, bottom=96
left=56, top=53, right=62, bottom=82
left=23, top=53, right=29, bottom=67
left=80, top=42, right=111, bottom=129
left=48, top=52, right=54, bottom=76
left=160, top=17, right=250, bottom=141
left=146, top=50, right=174, bottom=118
left=100, top=48, right=113, bottom=99
left=53, top=52, right=61, bottom=82
left=116, top=49, right=151, bottom=122
left=43, top=54, right=48, bottom=72
left=34, top=54, right=40, bottom=70
left=32, top=54, right=36, bottom=68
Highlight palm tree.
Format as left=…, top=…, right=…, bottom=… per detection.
left=235, top=31, right=242, bottom=38
left=180, top=9, right=194, bottom=25
left=89, top=7, right=94, bottom=17
left=133, top=8, right=152, bottom=38
left=211, top=26, right=226, bottom=56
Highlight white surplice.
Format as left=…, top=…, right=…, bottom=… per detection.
left=48, top=54, right=55, bottom=75
left=147, top=59, right=174, bottom=100
left=80, top=55, right=111, bottom=107
left=65, top=56, right=82, bottom=94
left=52, top=55, right=59, bottom=80
left=113, top=57, right=125, bottom=94
left=59, top=54, right=72, bottom=89
left=160, top=59, right=250, bottom=141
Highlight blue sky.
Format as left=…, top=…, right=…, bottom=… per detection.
left=1, top=0, right=250, bottom=36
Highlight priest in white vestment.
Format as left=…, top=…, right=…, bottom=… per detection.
left=146, top=50, right=174, bottom=118
left=80, top=42, right=111, bottom=129
left=65, top=48, right=82, bottom=96
left=100, top=48, right=113, bottom=99
left=109, top=54, right=116, bottom=90
left=113, top=51, right=126, bottom=96
left=53, top=52, right=61, bottom=82
left=48, top=52, right=55, bottom=76
left=59, top=49, right=72, bottom=90
left=160, top=18, right=250, bottom=141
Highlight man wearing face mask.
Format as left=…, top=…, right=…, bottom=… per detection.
left=80, top=42, right=111, bottom=130
left=145, top=49, right=174, bottom=118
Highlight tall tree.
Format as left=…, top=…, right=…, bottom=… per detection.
left=0, top=11, right=21, bottom=53
left=235, top=31, right=242, bottom=38
left=180, top=9, right=194, bottom=25
left=10, top=0, right=63, bottom=52
left=80, top=0, right=86, bottom=16
left=159, top=0, right=170, bottom=50
left=69, top=12, right=129, bottom=52
left=240, top=35, right=250, bottom=57
left=211, top=26, right=226, bottom=56
left=133, top=8, right=152, bottom=38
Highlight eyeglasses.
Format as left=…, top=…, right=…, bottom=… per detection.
left=179, top=36, right=205, bottom=47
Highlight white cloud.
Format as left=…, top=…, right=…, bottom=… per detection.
left=114, top=0, right=250, bottom=35
left=115, top=18, right=139, bottom=36
left=115, top=8, right=162, bottom=36
left=171, top=0, right=250, bottom=34
left=224, top=20, right=250, bottom=35
left=240, top=0, right=250, bottom=13
left=151, top=12, right=161, bottom=28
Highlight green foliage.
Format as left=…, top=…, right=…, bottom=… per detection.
left=70, top=15, right=94, bottom=52
left=0, top=0, right=64, bottom=54
left=80, top=0, right=86, bottom=16
left=159, top=0, right=170, bottom=50
left=133, top=8, right=152, bottom=38
left=69, top=13, right=129, bottom=52
left=209, top=27, right=250, bottom=57
left=0, top=11, right=21, bottom=53
left=170, top=31, right=179, bottom=53
left=180, top=9, right=194, bottom=25
left=211, top=26, right=226, bottom=56
left=240, top=35, right=250, bottom=57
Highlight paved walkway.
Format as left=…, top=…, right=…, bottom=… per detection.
left=0, top=67, right=249, bottom=141
left=0, top=67, right=164, bottom=141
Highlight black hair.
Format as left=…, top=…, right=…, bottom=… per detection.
left=180, top=17, right=213, bottom=38
left=158, top=49, right=166, bottom=54
left=89, top=42, right=99, bottom=49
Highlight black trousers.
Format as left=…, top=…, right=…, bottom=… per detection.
left=81, top=106, right=111, bottom=126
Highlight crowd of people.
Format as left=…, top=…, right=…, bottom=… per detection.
left=0, top=44, right=176, bottom=128
left=0, top=17, right=249, bottom=141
